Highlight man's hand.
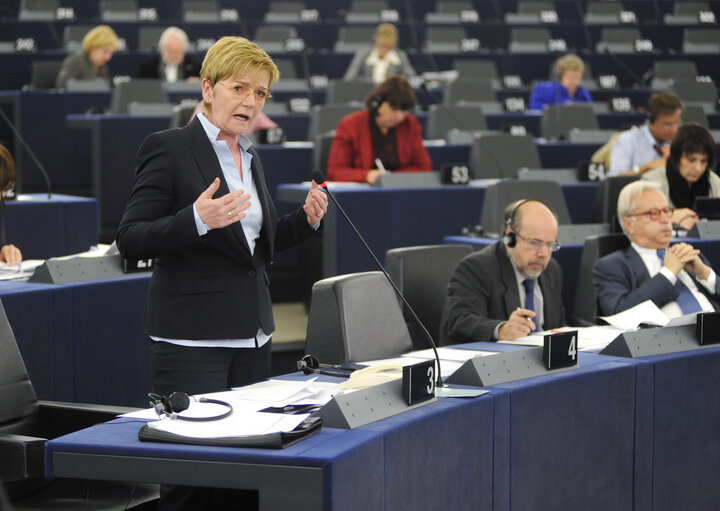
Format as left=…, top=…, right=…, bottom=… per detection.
left=194, top=178, right=251, bottom=229
left=663, top=243, right=709, bottom=279
left=498, top=308, right=537, bottom=341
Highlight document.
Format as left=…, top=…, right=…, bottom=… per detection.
left=600, top=300, right=669, bottom=330
left=504, top=325, right=626, bottom=351
left=0, top=260, right=44, bottom=280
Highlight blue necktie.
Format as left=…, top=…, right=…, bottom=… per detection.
left=657, top=249, right=703, bottom=314
left=523, top=279, right=537, bottom=332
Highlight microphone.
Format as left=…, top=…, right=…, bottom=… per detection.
left=574, top=0, right=594, bottom=50
left=296, top=354, right=356, bottom=378
left=0, top=107, right=52, bottom=198
left=602, top=47, right=648, bottom=89
left=311, top=170, right=445, bottom=387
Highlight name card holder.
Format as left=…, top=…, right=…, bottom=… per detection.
left=445, top=346, right=578, bottom=387
left=29, top=255, right=129, bottom=284
left=317, top=379, right=435, bottom=429
left=600, top=324, right=718, bottom=358
left=697, top=312, right=720, bottom=345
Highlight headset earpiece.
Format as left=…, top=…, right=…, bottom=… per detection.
left=370, top=94, right=384, bottom=111
left=503, top=231, right=517, bottom=248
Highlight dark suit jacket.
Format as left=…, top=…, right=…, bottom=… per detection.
left=116, top=117, right=318, bottom=340
left=440, top=242, right=565, bottom=344
left=592, top=247, right=720, bottom=316
left=138, top=55, right=201, bottom=81
left=326, top=109, right=432, bottom=182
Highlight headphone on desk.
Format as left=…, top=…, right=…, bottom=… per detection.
left=148, top=392, right=233, bottom=421
left=296, top=355, right=354, bottom=378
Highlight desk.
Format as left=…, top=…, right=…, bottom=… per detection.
left=5, top=194, right=97, bottom=259
left=46, top=346, right=643, bottom=510
left=443, top=235, right=720, bottom=324
left=0, top=274, right=152, bottom=407
left=277, top=182, right=596, bottom=278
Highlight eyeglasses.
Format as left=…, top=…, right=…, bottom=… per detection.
left=627, top=207, right=674, bottom=221
left=516, top=232, right=561, bottom=252
left=217, top=82, right=272, bottom=102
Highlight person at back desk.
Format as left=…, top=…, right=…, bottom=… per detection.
left=440, top=200, right=565, bottom=344
left=326, top=75, right=431, bottom=184
left=139, top=26, right=200, bottom=83
left=642, top=123, right=720, bottom=230
left=528, top=54, right=592, bottom=110
left=55, top=25, right=119, bottom=89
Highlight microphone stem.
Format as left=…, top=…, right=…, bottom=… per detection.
left=0, top=107, right=52, bottom=198
left=322, top=185, right=444, bottom=387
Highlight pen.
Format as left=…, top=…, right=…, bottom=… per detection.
left=374, top=158, right=387, bottom=173
left=516, top=306, right=534, bottom=325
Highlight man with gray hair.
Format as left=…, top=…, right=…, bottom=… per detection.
left=592, top=180, right=719, bottom=317
left=139, top=26, right=200, bottom=82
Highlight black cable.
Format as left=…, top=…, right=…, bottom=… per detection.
left=0, top=107, right=52, bottom=198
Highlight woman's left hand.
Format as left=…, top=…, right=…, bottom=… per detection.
left=303, top=181, right=329, bottom=226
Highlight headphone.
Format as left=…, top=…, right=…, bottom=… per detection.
left=369, top=94, right=384, bottom=111
left=148, top=392, right=233, bottom=421
left=502, top=199, right=554, bottom=248
left=296, top=355, right=354, bottom=378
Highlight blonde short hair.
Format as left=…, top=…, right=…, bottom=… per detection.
left=201, top=36, right=279, bottom=86
left=82, top=25, right=120, bottom=53
left=374, top=23, right=398, bottom=48
left=554, top=54, right=584, bottom=79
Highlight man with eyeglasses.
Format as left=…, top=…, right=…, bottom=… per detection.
left=593, top=181, right=719, bottom=317
left=440, top=200, right=566, bottom=343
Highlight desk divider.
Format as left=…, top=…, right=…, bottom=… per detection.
left=600, top=324, right=714, bottom=358
left=29, top=255, right=127, bottom=284
left=317, top=379, right=435, bottom=429
left=445, top=346, right=576, bottom=386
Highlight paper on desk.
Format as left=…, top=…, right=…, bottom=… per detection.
left=600, top=300, right=669, bottom=330
left=502, top=325, right=627, bottom=351
left=403, top=347, right=497, bottom=362
left=0, top=260, right=44, bottom=280
left=146, top=407, right=308, bottom=439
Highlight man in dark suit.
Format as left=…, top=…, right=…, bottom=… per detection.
left=593, top=180, right=719, bottom=317
left=441, top=200, right=566, bottom=343
left=138, top=26, right=200, bottom=83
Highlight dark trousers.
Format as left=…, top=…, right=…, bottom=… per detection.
left=150, top=340, right=272, bottom=511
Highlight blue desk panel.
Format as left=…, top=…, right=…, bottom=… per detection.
left=278, top=183, right=596, bottom=278
left=5, top=194, right=98, bottom=259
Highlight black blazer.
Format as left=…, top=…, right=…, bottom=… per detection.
left=117, top=117, right=318, bottom=340
left=138, top=55, right=201, bottom=80
left=441, top=241, right=565, bottom=344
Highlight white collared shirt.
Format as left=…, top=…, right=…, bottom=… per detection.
left=153, top=112, right=270, bottom=349
left=608, top=124, right=669, bottom=177
left=364, top=48, right=403, bottom=84
left=631, top=242, right=716, bottom=318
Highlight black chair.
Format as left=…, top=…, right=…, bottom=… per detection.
left=0, top=300, right=158, bottom=508
left=27, top=61, right=62, bottom=90
left=541, top=103, right=598, bottom=140
left=672, top=79, right=718, bottom=111
left=665, top=1, right=712, bottom=24
left=110, top=79, right=167, bottom=114
left=469, top=134, right=542, bottom=180
left=683, top=27, right=720, bottom=53
left=325, top=80, right=373, bottom=105
left=263, top=1, right=306, bottom=23
left=304, top=272, right=414, bottom=364
left=479, top=180, right=572, bottom=237
left=100, top=0, right=138, bottom=21
left=595, top=27, right=641, bottom=53
left=585, top=1, right=625, bottom=25
left=442, top=78, right=496, bottom=105
left=253, top=25, right=298, bottom=53
left=573, top=234, right=630, bottom=325
left=385, top=245, right=473, bottom=350
left=344, top=0, right=390, bottom=23
left=307, top=104, right=357, bottom=141
left=62, top=25, right=93, bottom=51
left=137, top=26, right=170, bottom=51
left=333, top=25, right=375, bottom=53
left=425, top=104, right=487, bottom=140
left=18, top=0, right=58, bottom=20
left=591, top=175, right=640, bottom=227
left=425, top=1, right=477, bottom=23
left=313, top=130, right=335, bottom=174
left=453, top=59, right=500, bottom=88
left=424, top=27, right=469, bottom=53
left=650, top=60, right=698, bottom=89
left=505, top=1, right=557, bottom=24
left=682, top=105, right=709, bottom=129
left=508, top=27, right=551, bottom=53
left=182, top=0, right=220, bottom=21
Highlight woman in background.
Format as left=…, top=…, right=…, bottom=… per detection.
left=0, top=145, right=22, bottom=263
left=642, top=123, right=720, bottom=230
left=55, top=25, right=119, bottom=89
left=343, top=23, right=416, bottom=83
left=528, top=54, right=592, bottom=110
left=327, top=75, right=431, bottom=184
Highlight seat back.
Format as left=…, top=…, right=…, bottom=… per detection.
left=591, top=175, right=640, bottom=224
left=453, top=59, right=499, bottom=83
left=509, top=27, right=551, bottom=52
left=307, top=104, right=357, bottom=141
left=541, top=103, right=599, bottom=140
left=385, top=245, right=473, bottom=349
left=683, top=27, right=720, bottom=52
left=305, top=272, right=413, bottom=364
left=182, top=0, right=220, bottom=21
left=137, top=26, right=170, bottom=51
left=682, top=105, right=709, bottom=128
left=325, top=80, right=373, bottom=104
left=574, top=234, right=630, bottom=325
left=110, top=79, right=167, bottom=114
left=425, top=104, right=487, bottom=140
left=480, top=180, right=572, bottom=236
left=672, top=79, right=718, bottom=110
left=18, top=0, right=58, bottom=20
left=29, top=60, right=63, bottom=90
left=313, top=130, right=336, bottom=174
left=469, top=134, right=541, bottom=179
left=63, top=25, right=93, bottom=51
left=100, top=0, right=138, bottom=21
left=443, top=78, right=496, bottom=105
left=596, top=27, right=640, bottom=52
left=334, top=26, right=375, bottom=52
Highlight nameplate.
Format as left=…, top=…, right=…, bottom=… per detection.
left=697, top=312, right=720, bottom=345
left=543, top=330, right=578, bottom=369
left=600, top=324, right=716, bottom=358
left=402, top=360, right=436, bottom=405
